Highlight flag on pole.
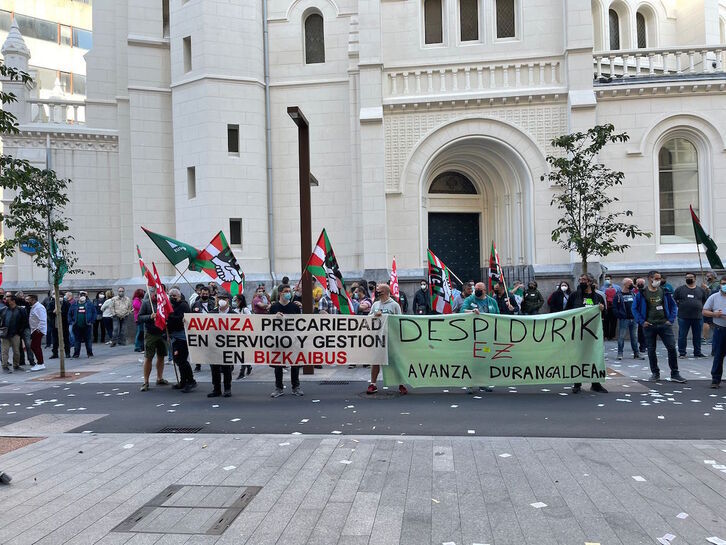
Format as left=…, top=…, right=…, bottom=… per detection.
left=427, top=249, right=454, bottom=314
left=50, top=238, right=68, bottom=284
left=151, top=263, right=173, bottom=330
left=690, top=205, right=724, bottom=270
left=306, top=229, right=354, bottom=314
left=142, top=227, right=200, bottom=268
left=195, top=231, right=245, bottom=295
left=136, top=245, right=156, bottom=286
left=390, top=257, right=400, bottom=301
left=488, top=241, right=507, bottom=294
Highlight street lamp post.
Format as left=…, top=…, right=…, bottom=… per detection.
left=288, top=106, right=315, bottom=375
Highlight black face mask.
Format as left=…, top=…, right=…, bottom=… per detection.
left=686, top=278, right=695, bottom=285
left=579, top=281, right=588, bottom=290
left=201, top=295, right=209, bottom=301
left=637, top=283, right=645, bottom=290
left=474, top=289, right=484, bottom=297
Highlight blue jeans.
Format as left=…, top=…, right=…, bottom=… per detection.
left=134, top=323, right=144, bottom=351
left=617, top=318, right=639, bottom=356
left=678, top=317, right=703, bottom=356
left=72, top=324, right=92, bottom=356
left=711, top=326, right=726, bottom=384
left=643, top=323, right=678, bottom=375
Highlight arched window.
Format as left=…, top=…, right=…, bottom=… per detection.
left=424, top=0, right=443, bottom=44
left=636, top=12, right=646, bottom=48
left=496, top=0, right=516, bottom=39
left=459, top=0, right=479, bottom=42
left=429, top=172, right=477, bottom=194
left=608, top=9, right=620, bottom=50
left=592, top=0, right=603, bottom=51
left=659, top=138, right=699, bottom=243
left=304, top=13, right=325, bottom=64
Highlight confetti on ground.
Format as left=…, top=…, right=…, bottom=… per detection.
left=183, top=438, right=195, bottom=441
left=676, top=512, right=689, bottom=519
left=499, top=453, right=512, bottom=458
left=312, top=399, right=320, bottom=403
left=331, top=430, right=342, bottom=434
left=658, top=416, right=665, bottom=419
left=432, top=498, right=440, bottom=504
left=212, top=405, right=219, bottom=408
left=708, top=537, right=726, bottom=545
left=279, top=442, right=290, bottom=446
left=705, top=460, right=716, bottom=464
left=632, top=475, right=646, bottom=482
left=122, top=444, right=134, bottom=449
left=223, top=465, right=236, bottom=471
left=450, top=405, right=458, bottom=408
left=468, top=430, right=475, bottom=434
left=300, top=419, right=309, bottom=423
left=230, top=418, right=240, bottom=422
left=340, top=460, right=352, bottom=464
left=530, top=502, right=547, bottom=509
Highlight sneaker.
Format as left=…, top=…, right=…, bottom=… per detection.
left=679, top=353, right=687, bottom=359
left=591, top=383, right=608, bottom=393
left=694, top=353, right=707, bottom=358
left=648, top=373, right=661, bottom=382
left=29, top=364, right=46, bottom=372
left=49, top=354, right=58, bottom=359
left=480, top=386, right=494, bottom=392
left=182, top=384, right=194, bottom=393
left=2, top=367, right=10, bottom=373
left=140, top=383, right=149, bottom=392
left=270, top=388, right=284, bottom=398
left=366, top=384, right=378, bottom=395
left=236, top=371, right=245, bottom=380
left=633, top=354, right=644, bottom=360
left=156, top=378, right=169, bottom=386
left=87, top=354, right=94, bottom=358
left=398, top=385, right=408, bottom=395
left=172, top=383, right=185, bottom=390
left=670, top=372, right=687, bottom=384
left=223, top=390, right=232, bottom=398
left=616, top=354, right=623, bottom=360
left=207, top=391, right=221, bottom=398
left=110, top=342, right=116, bottom=347
left=710, top=382, right=721, bottom=389
left=572, top=385, right=581, bottom=394
left=292, top=386, right=304, bottom=396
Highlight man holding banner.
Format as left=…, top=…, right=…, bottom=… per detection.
left=269, top=284, right=304, bottom=398
left=367, top=283, right=407, bottom=395
left=137, top=286, right=169, bottom=392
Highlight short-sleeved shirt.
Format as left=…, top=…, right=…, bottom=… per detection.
left=645, top=287, right=667, bottom=325
left=674, top=285, right=708, bottom=320
left=704, top=292, right=726, bottom=328
left=370, top=299, right=401, bottom=315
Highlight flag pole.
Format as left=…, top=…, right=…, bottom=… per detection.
left=696, top=239, right=706, bottom=286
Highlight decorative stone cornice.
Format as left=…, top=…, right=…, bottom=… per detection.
left=3, top=129, right=118, bottom=152
left=595, top=80, right=726, bottom=100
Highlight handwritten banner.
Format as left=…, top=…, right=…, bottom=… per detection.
left=184, top=314, right=388, bottom=366
left=382, top=307, right=605, bottom=387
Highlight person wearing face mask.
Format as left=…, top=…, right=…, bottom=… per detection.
left=548, top=281, right=571, bottom=313
left=354, top=286, right=372, bottom=315
left=702, top=276, right=726, bottom=388
left=132, top=288, right=146, bottom=352
left=603, top=276, right=618, bottom=340
left=634, top=278, right=647, bottom=354
left=493, top=282, right=519, bottom=315
left=137, top=286, right=169, bottom=391
left=674, top=272, right=708, bottom=358
left=208, top=293, right=235, bottom=398
left=60, top=291, right=74, bottom=358
left=413, top=280, right=432, bottom=315
left=366, top=284, right=407, bottom=395
left=520, top=281, right=544, bottom=315
left=92, top=291, right=106, bottom=344
left=68, top=293, right=96, bottom=358
left=166, top=288, right=196, bottom=393
left=233, top=294, right=253, bottom=379
left=458, top=282, right=499, bottom=315
left=566, top=273, right=607, bottom=393
left=633, top=270, right=686, bottom=383
left=109, top=287, right=133, bottom=347
left=269, top=285, right=303, bottom=398
left=191, top=287, right=216, bottom=372
left=453, top=281, right=475, bottom=313
left=613, top=278, right=643, bottom=360
left=252, top=284, right=271, bottom=314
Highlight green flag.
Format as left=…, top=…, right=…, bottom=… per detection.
left=690, top=205, right=724, bottom=270
left=50, top=238, right=68, bottom=284
left=142, top=227, right=200, bottom=267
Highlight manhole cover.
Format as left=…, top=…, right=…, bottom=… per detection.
left=319, top=380, right=350, bottom=385
left=158, top=426, right=203, bottom=434
left=112, top=485, right=261, bottom=535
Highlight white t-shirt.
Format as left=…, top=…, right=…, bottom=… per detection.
left=704, top=291, right=726, bottom=328
left=369, top=298, right=401, bottom=315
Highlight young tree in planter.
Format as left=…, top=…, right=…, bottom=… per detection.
left=0, top=63, right=86, bottom=377
left=541, top=124, right=651, bottom=275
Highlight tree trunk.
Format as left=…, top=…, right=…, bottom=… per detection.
left=581, top=259, right=588, bottom=275
left=54, top=283, right=65, bottom=378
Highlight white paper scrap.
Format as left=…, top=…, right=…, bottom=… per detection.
left=468, top=430, right=476, bottom=434
left=340, top=460, right=352, bottom=464
left=705, top=460, right=716, bottom=464
left=632, top=475, right=646, bottom=482
left=530, top=502, right=547, bottom=509
left=223, top=465, right=236, bottom=471
left=676, top=512, right=688, bottom=519
left=499, top=453, right=512, bottom=458
left=279, top=442, right=290, bottom=446
left=230, top=418, right=240, bottom=422
left=122, top=444, right=134, bottom=449
left=707, top=538, right=726, bottom=545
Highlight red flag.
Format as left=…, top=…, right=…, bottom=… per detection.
left=390, top=257, right=399, bottom=301
left=151, top=263, right=173, bottom=330
left=137, top=245, right=155, bottom=287
left=305, top=229, right=354, bottom=314
left=0, top=271, right=4, bottom=287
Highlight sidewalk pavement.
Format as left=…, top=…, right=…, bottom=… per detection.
left=3, top=432, right=726, bottom=545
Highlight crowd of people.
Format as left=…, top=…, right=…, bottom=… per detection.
left=2, top=268, right=725, bottom=397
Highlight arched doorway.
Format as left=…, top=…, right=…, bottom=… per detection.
left=427, top=172, right=482, bottom=283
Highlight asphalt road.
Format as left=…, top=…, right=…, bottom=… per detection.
left=2, top=379, right=725, bottom=439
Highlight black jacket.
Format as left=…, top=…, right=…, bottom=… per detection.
left=191, top=298, right=216, bottom=314
left=0, top=306, right=28, bottom=338
left=494, top=292, right=520, bottom=315
left=565, top=287, right=605, bottom=310
left=398, top=291, right=409, bottom=313
left=413, top=289, right=431, bottom=315
left=138, top=296, right=163, bottom=335
left=167, top=299, right=190, bottom=334
left=548, top=289, right=570, bottom=312
left=520, top=287, right=544, bottom=314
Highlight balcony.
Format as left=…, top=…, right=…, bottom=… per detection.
left=594, top=45, right=726, bottom=84
left=383, top=56, right=565, bottom=108
left=29, top=98, right=86, bottom=125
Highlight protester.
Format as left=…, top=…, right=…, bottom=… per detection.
left=99, top=290, right=114, bottom=344
left=458, top=282, right=499, bottom=314
left=548, top=281, right=571, bottom=313
left=703, top=271, right=719, bottom=346
left=188, top=283, right=204, bottom=307
left=68, top=292, right=96, bottom=358
left=565, top=273, right=608, bottom=393
left=312, top=286, right=324, bottom=313
left=270, top=276, right=289, bottom=302
left=354, top=286, right=372, bottom=315
left=92, top=291, right=106, bottom=343
left=633, top=270, right=686, bottom=383
left=661, top=274, right=675, bottom=294
left=207, top=293, right=235, bottom=398
left=27, top=294, right=47, bottom=371
left=674, top=272, right=708, bottom=358
left=603, top=277, right=618, bottom=340
left=520, top=281, right=544, bottom=315
left=191, top=286, right=216, bottom=371
left=453, top=281, right=475, bottom=313
left=0, top=292, right=26, bottom=372
left=167, top=288, right=196, bottom=393
left=252, top=284, right=271, bottom=314
left=15, top=293, right=34, bottom=367
left=634, top=277, right=647, bottom=354
left=46, top=292, right=59, bottom=358
left=42, top=291, right=54, bottom=349
left=318, top=289, right=338, bottom=314
left=613, top=278, right=643, bottom=360
left=233, top=293, right=253, bottom=379
left=269, top=284, right=303, bottom=398
left=703, top=276, right=726, bottom=388
left=493, top=282, right=519, bottom=315
left=109, top=287, right=132, bottom=346
left=366, top=283, right=406, bottom=395
left=137, top=287, right=168, bottom=391
left=413, top=280, right=431, bottom=315
left=509, top=281, right=525, bottom=309
left=132, top=288, right=145, bottom=352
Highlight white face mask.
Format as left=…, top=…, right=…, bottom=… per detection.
left=652, top=280, right=661, bottom=288
left=79, top=297, right=87, bottom=304
left=218, top=300, right=228, bottom=309
left=560, top=285, right=568, bottom=292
